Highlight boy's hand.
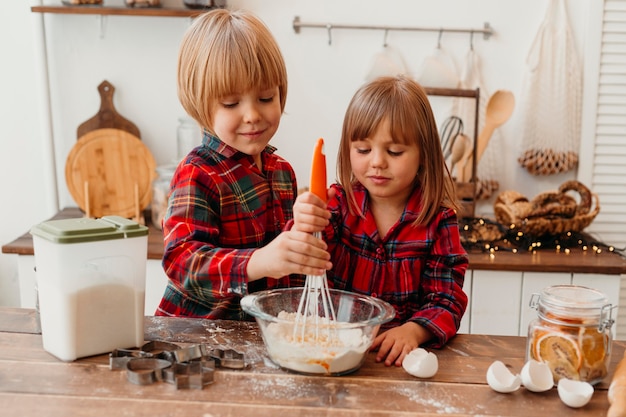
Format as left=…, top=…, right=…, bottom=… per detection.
left=247, top=229, right=331, bottom=281
left=292, top=191, right=331, bottom=233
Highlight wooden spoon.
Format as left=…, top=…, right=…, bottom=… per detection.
left=461, top=90, right=515, bottom=181
left=449, top=133, right=469, bottom=180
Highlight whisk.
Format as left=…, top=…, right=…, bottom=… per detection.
left=293, top=138, right=337, bottom=343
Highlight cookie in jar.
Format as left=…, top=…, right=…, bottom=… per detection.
left=527, top=285, right=614, bottom=385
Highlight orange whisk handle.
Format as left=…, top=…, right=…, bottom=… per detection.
left=310, top=138, right=327, bottom=203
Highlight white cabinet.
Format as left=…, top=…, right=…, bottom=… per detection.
left=458, top=271, right=472, bottom=334
left=469, top=270, right=522, bottom=336
left=145, top=260, right=169, bottom=315
left=462, top=269, right=623, bottom=338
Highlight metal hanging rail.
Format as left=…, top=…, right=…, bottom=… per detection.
left=292, top=16, right=494, bottom=45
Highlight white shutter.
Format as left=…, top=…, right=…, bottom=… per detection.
left=582, top=0, right=626, bottom=249
left=580, top=0, right=626, bottom=340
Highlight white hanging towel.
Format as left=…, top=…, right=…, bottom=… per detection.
left=518, top=0, right=582, bottom=175
left=365, top=45, right=408, bottom=82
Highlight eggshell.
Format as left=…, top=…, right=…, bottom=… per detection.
left=520, top=359, right=554, bottom=392
left=402, top=348, right=438, bottom=378
left=558, top=378, right=594, bottom=408
left=486, top=360, right=521, bottom=393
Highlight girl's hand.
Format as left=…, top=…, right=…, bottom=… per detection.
left=292, top=191, right=331, bottom=233
left=247, top=229, right=331, bottom=281
left=370, top=322, right=433, bottom=367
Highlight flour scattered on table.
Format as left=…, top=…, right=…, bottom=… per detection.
left=208, top=327, right=227, bottom=333
left=394, top=386, right=475, bottom=415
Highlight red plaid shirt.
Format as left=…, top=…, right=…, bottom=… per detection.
left=324, top=183, right=469, bottom=347
left=156, top=134, right=301, bottom=319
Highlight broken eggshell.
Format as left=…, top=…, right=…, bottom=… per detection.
left=486, top=360, right=521, bottom=393
left=520, top=359, right=554, bottom=392
left=557, top=378, right=594, bottom=408
left=402, top=348, right=438, bottom=378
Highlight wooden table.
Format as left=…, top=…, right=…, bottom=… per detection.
left=0, top=307, right=624, bottom=416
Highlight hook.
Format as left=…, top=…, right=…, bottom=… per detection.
left=469, top=30, right=474, bottom=51
left=326, top=24, right=332, bottom=46
left=437, top=28, right=443, bottom=49
left=383, top=29, right=389, bottom=48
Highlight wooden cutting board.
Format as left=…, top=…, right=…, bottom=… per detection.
left=65, top=128, right=156, bottom=219
left=77, top=80, right=140, bottom=139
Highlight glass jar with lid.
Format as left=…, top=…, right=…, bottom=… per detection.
left=527, top=285, right=614, bottom=385
left=151, top=165, right=176, bottom=230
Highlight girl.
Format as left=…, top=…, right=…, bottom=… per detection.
left=156, top=9, right=330, bottom=319
left=293, top=75, right=469, bottom=367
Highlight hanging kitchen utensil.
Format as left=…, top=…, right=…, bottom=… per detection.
left=518, top=0, right=581, bottom=175
left=460, top=90, right=515, bottom=183
left=450, top=132, right=470, bottom=180
left=65, top=128, right=156, bottom=220
left=77, top=80, right=141, bottom=139
left=439, top=116, right=463, bottom=160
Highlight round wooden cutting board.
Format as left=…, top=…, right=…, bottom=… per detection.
left=65, top=128, right=156, bottom=219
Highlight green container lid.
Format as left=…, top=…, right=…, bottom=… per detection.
left=30, top=216, right=149, bottom=244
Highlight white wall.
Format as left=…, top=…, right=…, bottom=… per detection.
left=0, top=0, right=592, bottom=306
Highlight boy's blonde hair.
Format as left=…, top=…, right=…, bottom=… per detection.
left=177, top=9, right=288, bottom=133
left=337, top=75, right=458, bottom=226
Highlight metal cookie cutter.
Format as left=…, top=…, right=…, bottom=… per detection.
left=126, top=358, right=173, bottom=385
left=112, top=341, right=244, bottom=389
left=109, top=341, right=181, bottom=370
left=202, top=345, right=245, bottom=369
left=109, top=348, right=152, bottom=370
left=171, top=344, right=245, bottom=369
left=172, top=344, right=203, bottom=363
left=163, top=358, right=216, bottom=389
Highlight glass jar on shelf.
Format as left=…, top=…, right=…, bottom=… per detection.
left=151, top=165, right=176, bottom=230
left=526, top=285, right=614, bottom=385
left=183, top=0, right=226, bottom=9
left=177, top=116, right=202, bottom=162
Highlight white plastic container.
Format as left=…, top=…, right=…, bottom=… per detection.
left=30, top=216, right=148, bottom=361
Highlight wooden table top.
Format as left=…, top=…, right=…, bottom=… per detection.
left=4, top=207, right=626, bottom=274
left=0, top=307, right=624, bottom=416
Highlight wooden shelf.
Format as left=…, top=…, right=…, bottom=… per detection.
left=31, top=5, right=207, bottom=18
left=424, top=87, right=479, bottom=98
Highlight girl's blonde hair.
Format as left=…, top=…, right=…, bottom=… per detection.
left=337, top=75, right=459, bottom=226
left=177, top=9, right=288, bottom=133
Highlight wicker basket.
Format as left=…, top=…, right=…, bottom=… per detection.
left=494, top=181, right=600, bottom=237
left=520, top=193, right=600, bottom=236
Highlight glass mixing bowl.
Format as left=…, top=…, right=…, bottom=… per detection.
left=240, top=288, right=395, bottom=376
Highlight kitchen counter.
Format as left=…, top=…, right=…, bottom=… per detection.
left=4, top=207, right=626, bottom=274
left=1, top=306, right=624, bottom=416
left=4, top=208, right=625, bottom=338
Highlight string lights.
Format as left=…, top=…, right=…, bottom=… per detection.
left=459, top=217, right=624, bottom=257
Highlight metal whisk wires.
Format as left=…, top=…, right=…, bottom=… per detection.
left=292, top=138, right=337, bottom=343
left=293, top=234, right=337, bottom=343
